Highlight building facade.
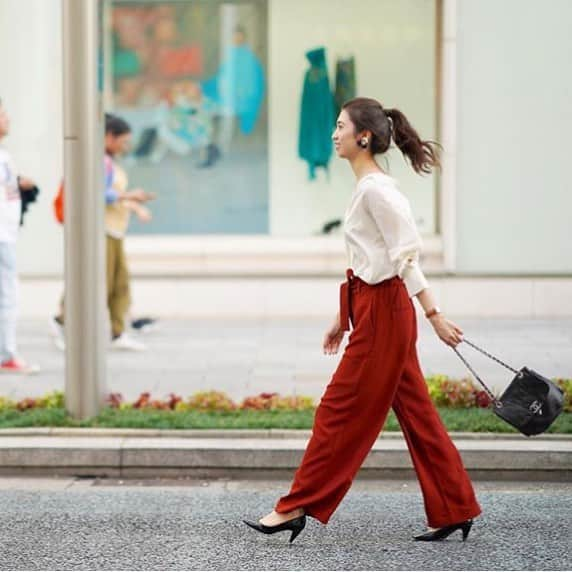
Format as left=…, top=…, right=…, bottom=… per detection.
left=1, top=0, right=571, bottom=317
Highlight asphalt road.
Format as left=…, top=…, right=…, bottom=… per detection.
left=0, top=478, right=570, bottom=570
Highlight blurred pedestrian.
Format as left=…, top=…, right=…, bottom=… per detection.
left=0, top=98, right=40, bottom=374
left=51, top=114, right=155, bottom=351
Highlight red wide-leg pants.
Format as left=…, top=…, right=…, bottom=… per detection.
left=275, top=271, right=481, bottom=527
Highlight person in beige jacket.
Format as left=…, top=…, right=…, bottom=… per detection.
left=104, top=114, right=155, bottom=351
left=52, top=114, right=154, bottom=351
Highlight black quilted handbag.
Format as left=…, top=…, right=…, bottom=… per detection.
left=452, top=339, right=564, bottom=437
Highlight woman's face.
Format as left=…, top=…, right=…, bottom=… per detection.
left=332, top=109, right=360, bottom=159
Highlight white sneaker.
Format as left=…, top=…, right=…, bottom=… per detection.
left=110, top=333, right=147, bottom=352
left=49, top=317, right=66, bottom=351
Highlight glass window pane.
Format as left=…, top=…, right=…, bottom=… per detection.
left=108, top=1, right=269, bottom=235
left=106, top=0, right=436, bottom=237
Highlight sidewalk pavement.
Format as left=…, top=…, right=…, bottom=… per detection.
left=2, top=317, right=572, bottom=402
left=0, top=429, right=570, bottom=480
left=1, top=318, right=570, bottom=481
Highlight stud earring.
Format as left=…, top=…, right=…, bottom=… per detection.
left=359, top=137, right=369, bottom=148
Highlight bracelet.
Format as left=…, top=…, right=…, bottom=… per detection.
left=425, top=307, right=441, bottom=319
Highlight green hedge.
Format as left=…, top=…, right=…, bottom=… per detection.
left=0, top=378, right=570, bottom=433
left=0, top=407, right=570, bottom=433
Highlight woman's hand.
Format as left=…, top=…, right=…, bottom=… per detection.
left=429, top=314, right=463, bottom=347
left=323, top=315, right=345, bottom=355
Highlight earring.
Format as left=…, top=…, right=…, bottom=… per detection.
left=359, top=136, right=369, bottom=148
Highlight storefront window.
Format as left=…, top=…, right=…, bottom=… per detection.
left=107, top=0, right=269, bottom=234
left=106, top=0, right=437, bottom=238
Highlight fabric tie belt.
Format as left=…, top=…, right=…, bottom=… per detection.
left=340, top=268, right=355, bottom=332
left=339, top=269, right=402, bottom=331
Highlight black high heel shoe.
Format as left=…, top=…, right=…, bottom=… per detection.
left=413, top=519, right=473, bottom=542
left=243, top=514, right=306, bottom=544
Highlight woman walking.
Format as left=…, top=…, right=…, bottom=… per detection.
left=243, top=97, right=481, bottom=543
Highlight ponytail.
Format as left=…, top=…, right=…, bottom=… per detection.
left=385, top=108, right=441, bottom=175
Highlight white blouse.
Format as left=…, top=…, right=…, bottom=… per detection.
left=343, top=172, right=429, bottom=297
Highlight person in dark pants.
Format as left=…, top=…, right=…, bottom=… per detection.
left=244, top=97, right=481, bottom=543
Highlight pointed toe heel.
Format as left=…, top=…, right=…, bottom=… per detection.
left=243, top=514, right=306, bottom=544
left=413, top=519, right=474, bottom=542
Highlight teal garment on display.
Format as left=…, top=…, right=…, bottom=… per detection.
left=112, top=34, right=141, bottom=78
left=298, top=47, right=335, bottom=180
left=202, top=44, right=265, bottom=135
left=334, top=57, right=356, bottom=117
left=113, top=49, right=141, bottom=77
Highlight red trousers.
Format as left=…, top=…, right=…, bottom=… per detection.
left=275, top=271, right=481, bottom=527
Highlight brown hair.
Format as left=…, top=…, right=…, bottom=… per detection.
left=342, top=97, right=440, bottom=175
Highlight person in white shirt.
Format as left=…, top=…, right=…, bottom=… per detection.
left=0, top=99, right=39, bottom=374
left=244, top=97, right=481, bottom=543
